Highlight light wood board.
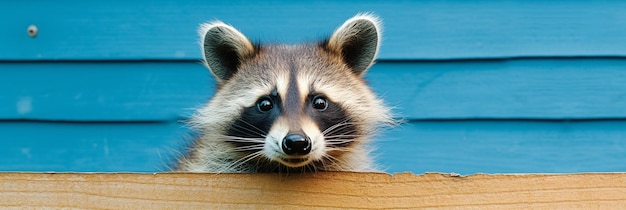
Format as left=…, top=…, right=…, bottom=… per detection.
left=2, top=172, right=625, bottom=209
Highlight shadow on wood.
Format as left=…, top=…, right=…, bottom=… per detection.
left=2, top=172, right=625, bottom=209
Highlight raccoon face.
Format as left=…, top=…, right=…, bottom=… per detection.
left=227, top=78, right=354, bottom=168
left=191, top=14, right=391, bottom=172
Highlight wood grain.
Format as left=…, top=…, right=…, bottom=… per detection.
left=1, top=172, right=625, bottom=209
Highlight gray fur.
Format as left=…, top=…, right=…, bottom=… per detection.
left=175, top=14, right=393, bottom=173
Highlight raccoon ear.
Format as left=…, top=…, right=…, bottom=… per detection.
left=199, top=21, right=256, bottom=82
left=326, top=13, right=382, bottom=76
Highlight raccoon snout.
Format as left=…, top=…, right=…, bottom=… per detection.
left=282, top=133, right=312, bottom=155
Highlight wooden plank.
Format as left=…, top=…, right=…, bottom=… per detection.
left=369, top=58, right=626, bottom=120
left=1, top=172, right=625, bottom=209
left=2, top=120, right=626, bottom=174
left=3, top=58, right=626, bottom=121
left=3, top=1, right=626, bottom=60
left=0, top=61, right=211, bottom=121
left=0, top=121, right=188, bottom=172
left=378, top=120, right=626, bottom=174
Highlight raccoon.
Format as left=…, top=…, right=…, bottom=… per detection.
left=174, top=13, right=394, bottom=173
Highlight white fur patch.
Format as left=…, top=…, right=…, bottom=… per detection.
left=300, top=117, right=325, bottom=162
left=262, top=116, right=325, bottom=168
left=276, top=71, right=290, bottom=100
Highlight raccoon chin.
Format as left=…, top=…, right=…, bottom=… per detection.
left=276, top=157, right=312, bottom=168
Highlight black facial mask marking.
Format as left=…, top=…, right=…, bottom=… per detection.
left=226, top=90, right=281, bottom=150
left=307, top=94, right=357, bottom=148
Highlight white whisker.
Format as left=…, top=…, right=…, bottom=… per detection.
left=231, top=145, right=265, bottom=152
left=321, top=120, right=354, bottom=135
left=224, top=151, right=264, bottom=172
left=219, top=135, right=265, bottom=143
left=325, top=147, right=354, bottom=152
left=234, top=119, right=268, bottom=137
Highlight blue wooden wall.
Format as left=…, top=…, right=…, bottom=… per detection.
left=2, top=1, right=626, bottom=174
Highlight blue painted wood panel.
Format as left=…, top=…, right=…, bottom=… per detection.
left=372, top=59, right=626, bottom=120
left=3, top=59, right=626, bottom=121
left=379, top=120, right=626, bottom=174
left=0, top=61, right=210, bottom=121
left=2, top=120, right=625, bottom=174
left=0, top=121, right=187, bottom=172
left=3, top=1, right=626, bottom=60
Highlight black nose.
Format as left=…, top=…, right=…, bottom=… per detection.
left=282, top=134, right=311, bottom=155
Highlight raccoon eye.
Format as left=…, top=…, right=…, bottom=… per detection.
left=312, top=96, right=328, bottom=111
left=256, top=97, right=274, bottom=112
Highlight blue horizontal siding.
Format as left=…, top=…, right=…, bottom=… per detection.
left=0, top=121, right=187, bottom=172
left=3, top=1, right=626, bottom=60
left=1, top=120, right=625, bottom=174
left=378, top=120, right=626, bottom=174
left=372, top=58, right=626, bottom=120
left=3, top=59, right=626, bottom=121
left=0, top=61, right=211, bottom=121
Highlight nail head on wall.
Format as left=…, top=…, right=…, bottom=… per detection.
left=27, top=25, right=38, bottom=38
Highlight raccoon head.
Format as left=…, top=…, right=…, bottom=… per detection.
left=191, top=13, right=392, bottom=172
